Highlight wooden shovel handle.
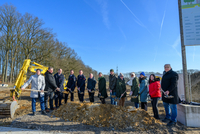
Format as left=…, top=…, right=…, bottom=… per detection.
left=23, top=89, right=47, bottom=93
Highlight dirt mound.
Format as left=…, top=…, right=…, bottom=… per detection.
left=52, top=102, right=165, bottom=131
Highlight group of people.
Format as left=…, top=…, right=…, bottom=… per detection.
left=21, top=64, right=180, bottom=127
left=126, top=64, right=180, bottom=126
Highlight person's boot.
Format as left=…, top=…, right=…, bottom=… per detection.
left=33, top=112, right=36, bottom=116
left=167, top=120, right=177, bottom=126
left=42, top=110, right=47, bottom=115
left=162, top=118, right=171, bottom=122
left=50, top=107, right=57, bottom=110
left=45, top=108, right=50, bottom=113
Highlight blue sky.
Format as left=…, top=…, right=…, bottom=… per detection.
left=1, top=0, right=199, bottom=74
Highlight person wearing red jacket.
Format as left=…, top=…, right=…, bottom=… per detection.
left=149, top=74, right=161, bottom=119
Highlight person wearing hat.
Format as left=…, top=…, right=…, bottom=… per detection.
left=116, top=73, right=127, bottom=107
left=109, top=69, right=117, bottom=105
left=21, top=69, right=47, bottom=116
left=139, top=72, right=148, bottom=111
left=128, top=72, right=140, bottom=108
left=98, top=72, right=108, bottom=104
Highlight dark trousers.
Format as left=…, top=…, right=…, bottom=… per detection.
left=151, top=97, right=160, bottom=119
left=100, top=98, right=106, bottom=104
left=55, top=92, right=63, bottom=108
left=89, top=92, right=94, bottom=102
left=141, top=102, right=147, bottom=111
left=134, top=102, right=139, bottom=108
left=78, top=93, right=84, bottom=102
left=44, top=91, right=54, bottom=110
left=65, top=93, right=74, bottom=103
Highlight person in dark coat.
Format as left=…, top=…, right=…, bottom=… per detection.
left=87, top=73, right=96, bottom=102
left=139, top=72, right=148, bottom=111
left=128, top=72, right=140, bottom=108
left=65, top=70, right=76, bottom=103
left=149, top=74, right=161, bottom=119
left=109, top=69, right=117, bottom=105
left=98, top=72, right=108, bottom=104
left=77, top=70, right=86, bottom=102
left=116, top=73, right=127, bottom=107
left=54, top=69, right=65, bottom=108
left=161, top=64, right=180, bottom=126
left=44, top=67, right=59, bottom=112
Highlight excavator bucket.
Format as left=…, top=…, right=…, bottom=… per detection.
left=0, top=100, right=18, bottom=118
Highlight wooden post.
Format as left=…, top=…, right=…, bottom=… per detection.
left=178, top=0, right=189, bottom=102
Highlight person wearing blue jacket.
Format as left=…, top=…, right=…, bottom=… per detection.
left=87, top=73, right=96, bottom=102
left=54, top=69, right=65, bottom=108
left=77, top=70, right=86, bottom=102
left=65, top=70, right=76, bottom=103
left=139, top=72, right=148, bottom=111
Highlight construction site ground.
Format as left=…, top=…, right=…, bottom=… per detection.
left=0, top=87, right=200, bottom=134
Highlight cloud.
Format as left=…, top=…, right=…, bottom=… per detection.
left=119, top=27, right=127, bottom=40
left=96, top=0, right=110, bottom=29
left=159, top=0, right=168, bottom=39
left=120, top=0, right=145, bottom=28
left=172, top=36, right=181, bottom=57
left=120, top=0, right=155, bottom=38
left=84, top=0, right=100, bottom=15
left=159, top=9, right=166, bottom=39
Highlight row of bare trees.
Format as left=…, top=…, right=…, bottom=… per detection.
left=0, top=4, right=98, bottom=84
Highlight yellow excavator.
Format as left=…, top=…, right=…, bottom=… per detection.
left=0, top=59, right=68, bottom=118
left=10, top=59, right=68, bottom=100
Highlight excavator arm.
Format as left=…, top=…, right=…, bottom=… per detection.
left=10, top=59, right=49, bottom=101
left=10, top=59, right=68, bottom=101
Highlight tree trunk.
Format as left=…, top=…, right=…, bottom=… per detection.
left=4, top=50, right=9, bottom=83
left=9, top=48, right=17, bottom=83
left=2, top=58, right=6, bottom=83
left=0, top=56, right=1, bottom=75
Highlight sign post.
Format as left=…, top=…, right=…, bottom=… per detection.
left=178, top=0, right=189, bottom=102
left=178, top=0, right=200, bottom=102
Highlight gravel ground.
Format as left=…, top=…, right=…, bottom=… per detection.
left=0, top=87, right=200, bottom=134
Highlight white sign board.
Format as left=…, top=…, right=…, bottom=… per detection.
left=181, top=0, right=200, bottom=46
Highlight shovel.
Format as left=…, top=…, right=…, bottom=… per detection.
left=114, top=91, right=126, bottom=102
left=126, top=95, right=138, bottom=98
left=111, top=95, right=116, bottom=98
left=23, top=89, right=48, bottom=93
left=90, top=90, right=95, bottom=93
left=77, top=89, right=84, bottom=94
left=161, top=89, right=174, bottom=99
left=87, top=88, right=95, bottom=93
left=98, top=93, right=104, bottom=98
left=63, top=87, right=75, bottom=94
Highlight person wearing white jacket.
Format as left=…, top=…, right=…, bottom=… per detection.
left=21, top=69, right=47, bottom=116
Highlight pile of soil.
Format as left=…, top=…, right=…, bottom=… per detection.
left=52, top=102, right=165, bottom=131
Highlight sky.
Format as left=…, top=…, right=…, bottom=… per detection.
left=1, top=0, right=199, bottom=74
